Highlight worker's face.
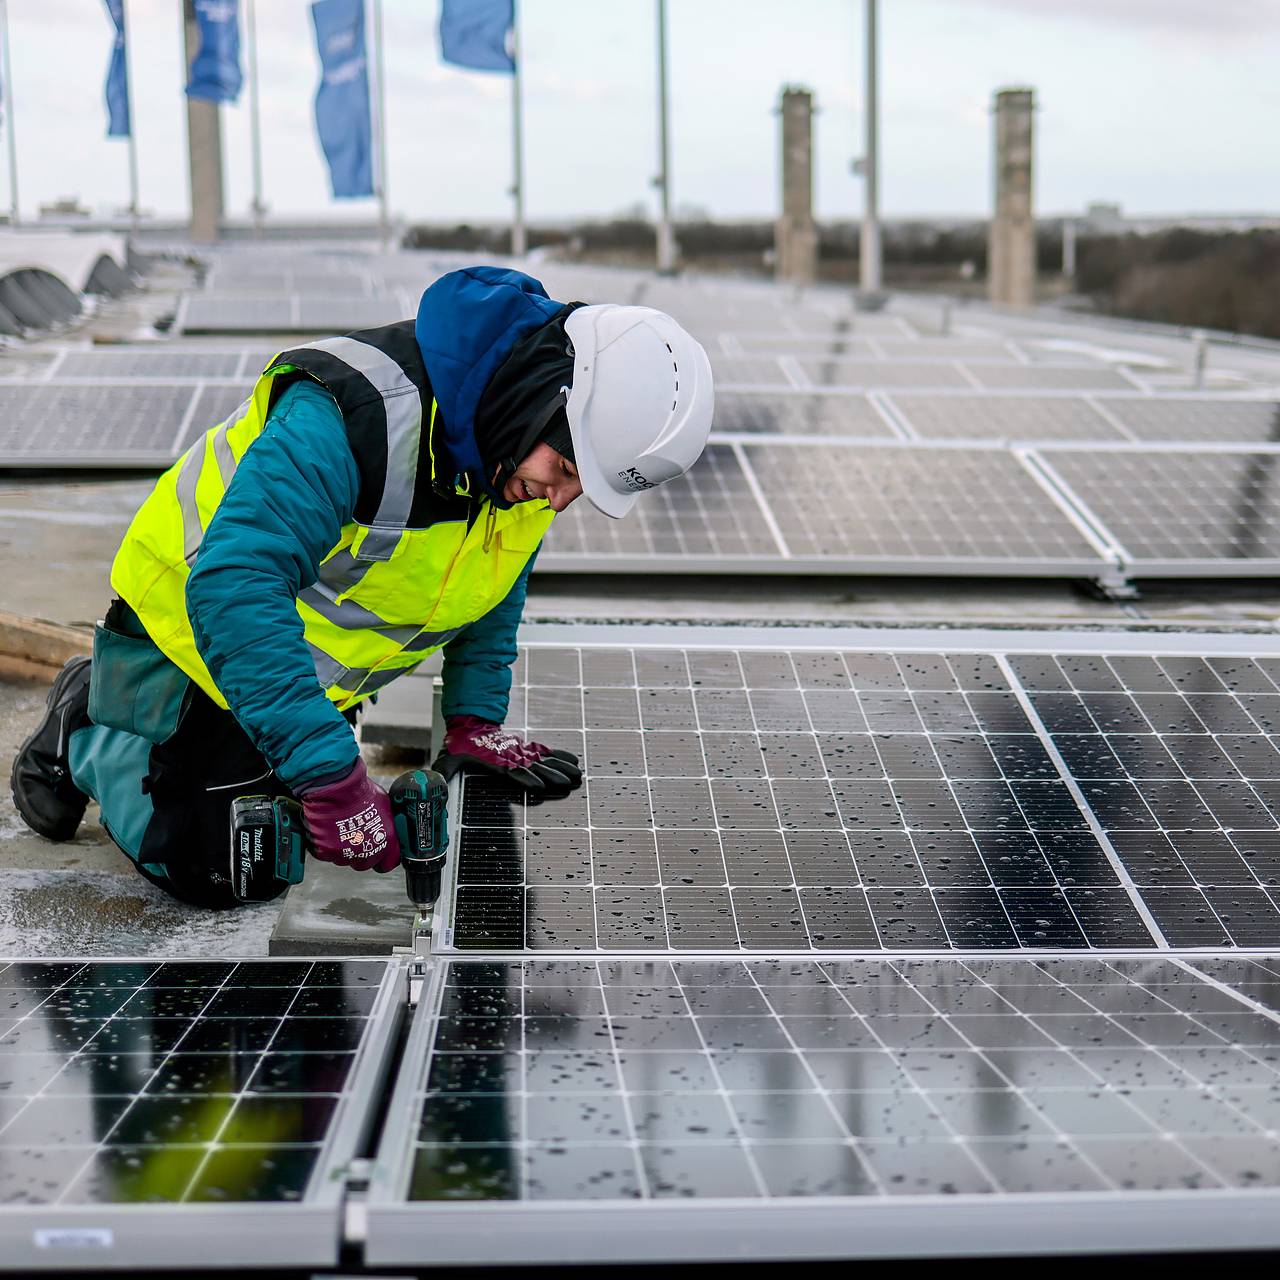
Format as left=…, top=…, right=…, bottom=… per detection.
left=502, top=442, right=583, bottom=512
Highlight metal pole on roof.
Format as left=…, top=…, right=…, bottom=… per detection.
left=371, top=0, right=390, bottom=247
left=654, top=0, right=675, bottom=274
left=510, top=0, right=526, bottom=256
left=858, top=0, right=883, bottom=300
left=122, top=0, right=140, bottom=235
left=246, top=0, right=265, bottom=236
left=0, top=0, right=18, bottom=226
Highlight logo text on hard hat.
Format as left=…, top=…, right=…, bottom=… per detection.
left=618, top=467, right=655, bottom=492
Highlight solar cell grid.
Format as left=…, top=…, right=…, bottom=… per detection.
left=446, top=646, right=1154, bottom=954
left=539, top=445, right=779, bottom=561
left=889, top=394, right=1126, bottom=442
left=728, top=336, right=881, bottom=357
left=795, top=359, right=970, bottom=389
left=0, top=959, right=388, bottom=1207
left=296, top=297, right=409, bottom=331
left=181, top=297, right=295, bottom=331
left=0, top=384, right=197, bottom=458
left=55, top=351, right=244, bottom=379
left=1012, top=653, right=1280, bottom=947
left=1095, top=398, right=1280, bottom=444
left=966, top=366, right=1139, bottom=391
left=1042, top=449, right=1280, bottom=565
left=713, top=391, right=896, bottom=438
left=745, top=444, right=1103, bottom=563
left=708, top=356, right=793, bottom=387
left=400, top=955, right=1280, bottom=1204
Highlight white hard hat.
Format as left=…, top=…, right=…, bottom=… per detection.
left=563, top=304, right=714, bottom=519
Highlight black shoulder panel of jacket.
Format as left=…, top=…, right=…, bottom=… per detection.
left=267, top=321, right=470, bottom=528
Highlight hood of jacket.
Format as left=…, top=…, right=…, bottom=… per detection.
left=414, top=265, right=566, bottom=501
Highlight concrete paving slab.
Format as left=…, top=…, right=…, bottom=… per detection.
left=0, top=479, right=147, bottom=626
left=267, top=857, right=418, bottom=956
left=0, top=868, right=280, bottom=956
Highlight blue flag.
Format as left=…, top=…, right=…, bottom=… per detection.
left=103, top=0, right=130, bottom=138
left=186, top=0, right=243, bottom=103
left=311, top=0, right=373, bottom=199
left=440, top=0, right=515, bottom=73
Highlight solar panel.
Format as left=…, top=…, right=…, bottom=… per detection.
left=795, top=359, right=971, bottom=390
left=1011, top=652, right=1280, bottom=947
left=179, top=297, right=296, bottom=333
left=441, top=645, right=1155, bottom=954
left=713, top=392, right=897, bottom=438
left=966, top=366, right=1139, bottom=391
left=0, top=384, right=198, bottom=465
left=1041, top=449, right=1280, bottom=571
left=876, top=339, right=1016, bottom=360
left=889, top=394, right=1126, bottom=442
left=295, top=298, right=408, bottom=331
left=1095, top=398, right=1280, bottom=444
left=364, top=954, right=1280, bottom=1263
left=188, top=384, right=255, bottom=436
left=539, top=445, right=781, bottom=564
left=729, top=336, right=881, bottom=357
left=55, top=351, right=244, bottom=379
left=0, top=958, right=401, bottom=1268
left=708, top=356, right=793, bottom=387
left=744, top=444, right=1104, bottom=566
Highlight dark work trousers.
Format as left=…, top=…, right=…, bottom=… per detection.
left=71, top=675, right=359, bottom=911
left=135, top=686, right=297, bottom=909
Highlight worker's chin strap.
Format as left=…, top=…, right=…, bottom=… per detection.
left=489, top=388, right=570, bottom=504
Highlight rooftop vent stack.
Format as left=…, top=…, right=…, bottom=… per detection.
left=989, top=87, right=1036, bottom=307
left=776, top=86, right=818, bottom=286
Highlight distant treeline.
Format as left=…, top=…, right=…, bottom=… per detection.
left=1075, top=230, right=1280, bottom=341
left=405, top=221, right=1280, bottom=340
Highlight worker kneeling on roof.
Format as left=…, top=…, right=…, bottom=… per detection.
left=10, top=268, right=714, bottom=907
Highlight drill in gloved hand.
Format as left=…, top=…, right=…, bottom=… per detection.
left=296, top=758, right=402, bottom=872
left=436, top=715, right=582, bottom=792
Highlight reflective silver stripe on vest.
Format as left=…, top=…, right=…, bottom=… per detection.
left=308, top=629, right=462, bottom=692
left=211, top=421, right=239, bottom=489
left=404, top=625, right=463, bottom=652
left=333, top=662, right=426, bottom=697
left=300, top=581, right=422, bottom=646
left=307, top=336, right=422, bottom=560
left=308, top=644, right=347, bottom=690
left=176, top=442, right=205, bottom=565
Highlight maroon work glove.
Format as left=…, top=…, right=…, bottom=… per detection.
left=435, top=715, right=582, bottom=793
left=297, top=759, right=401, bottom=873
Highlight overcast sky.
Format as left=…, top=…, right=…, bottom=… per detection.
left=5, top=0, right=1278, bottom=224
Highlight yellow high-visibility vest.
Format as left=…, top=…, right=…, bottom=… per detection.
left=110, top=322, right=554, bottom=712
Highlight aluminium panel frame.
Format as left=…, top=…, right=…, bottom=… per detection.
left=0, top=955, right=409, bottom=1272
left=363, top=950, right=1280, bottom=1265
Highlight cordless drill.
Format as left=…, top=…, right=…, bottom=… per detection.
left=229, top=768, right=449, bottom=906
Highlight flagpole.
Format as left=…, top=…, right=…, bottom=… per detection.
left=371, top=0, right=389, bottom=247
left=510, top=0, right=525, bottom=257
left=246, top=0, right=264, bottom=236
left=122, top=0, right=139, bottom=235
left=0, top=0, right=17, bottom=226
left=654, top=0, right=674, bottom=274
left=858, top=0, right=882, bottom=299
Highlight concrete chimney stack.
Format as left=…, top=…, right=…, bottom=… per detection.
left=775, top=86, right=818, bottom=286
left=988, top=87, right=1036, bottom=306
left=183, top=0, right=225, bottom=244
